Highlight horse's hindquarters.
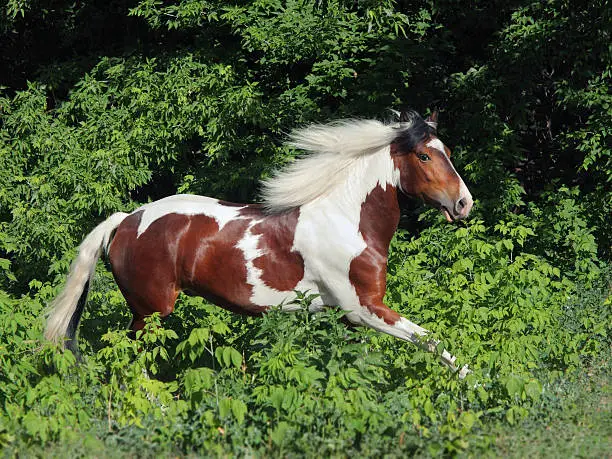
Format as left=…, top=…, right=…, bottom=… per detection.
left=108, top=211, right=186, bottom=324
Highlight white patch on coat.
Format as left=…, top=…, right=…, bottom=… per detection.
left=136, top=194, right=244, bottom=237
left=425, top=137, right=446, bottom=153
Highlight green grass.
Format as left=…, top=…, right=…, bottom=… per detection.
left=478, top=357, right=612, bottom=458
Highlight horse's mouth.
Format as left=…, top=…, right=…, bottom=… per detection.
left=441, top=206, right=454, bottom=222
left=421, top=195, right=455, bottom=222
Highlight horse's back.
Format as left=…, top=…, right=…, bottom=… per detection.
left=134, top=194, right=246, bottom=237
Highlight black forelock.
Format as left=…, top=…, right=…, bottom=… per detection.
left=393, top=110, right=437, bottom=153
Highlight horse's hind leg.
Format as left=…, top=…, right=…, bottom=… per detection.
left=119, top=284, right=180, bottom=336
left=128, top=314, right=146, bottom=337
left=109, top=253, right=181, bottom=337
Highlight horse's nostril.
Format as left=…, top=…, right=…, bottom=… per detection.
left=454, top=196, right=473, bottom=217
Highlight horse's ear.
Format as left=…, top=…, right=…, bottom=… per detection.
left=425, top=110, right=439, bottom=131
left=399, top=111, right=411, bottom=123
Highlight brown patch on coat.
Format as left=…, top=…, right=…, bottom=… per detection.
left=237, top=205, right=265, bottom=219
left=180, top=215, right=263, bottom=313
left=218, top=199, right=249, bottom=208
left=348, top=184, right=401, bottom=325
left=251, top=208, right=304, bottom=291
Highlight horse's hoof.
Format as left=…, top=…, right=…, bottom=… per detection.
left=458, top=364, right=471, bottom=379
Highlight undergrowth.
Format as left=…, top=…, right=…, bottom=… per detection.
left=1, top=219, right=609, bottom=457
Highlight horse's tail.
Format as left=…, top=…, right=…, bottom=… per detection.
left=44, top=212, right=129, bottom=352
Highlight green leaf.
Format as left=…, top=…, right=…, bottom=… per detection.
left=524, top=379, right=543, bottom=400
left=270, top=421, right=291, bottom=446
left=231, top=399, right=247, bottom=424
left=230, top=348, right=242, bottom=369
left=505, top=375, right=524, bottom=398
left=219, top=397, right=232, bottom=419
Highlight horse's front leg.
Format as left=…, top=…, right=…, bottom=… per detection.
left=343, top=302, right=470, bottom=379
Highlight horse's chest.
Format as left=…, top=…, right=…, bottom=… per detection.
left=292, top=203, right=366, bottom=277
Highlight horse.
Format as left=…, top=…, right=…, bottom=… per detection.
left=44, top=110, right=473, bottom=378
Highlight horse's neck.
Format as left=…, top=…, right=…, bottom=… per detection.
left=350, top=181, right=400, bottom=257
left=303, top=149, right=400, bottom=242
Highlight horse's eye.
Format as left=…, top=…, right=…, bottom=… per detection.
left=417, top=153, right=431, bottom=162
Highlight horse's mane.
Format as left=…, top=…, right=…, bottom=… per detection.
left=261, top=111, right=434, bottom=212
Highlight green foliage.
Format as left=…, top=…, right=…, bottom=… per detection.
left=0, top=0, right=610, bottom=456
left=0, top=274, right=609, bottom=455
left=442, top=0, right=611, bottom=254
left=1, top=0, right=32, bottom=30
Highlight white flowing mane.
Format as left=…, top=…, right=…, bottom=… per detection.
left=261, top=118, right=412, bottom=212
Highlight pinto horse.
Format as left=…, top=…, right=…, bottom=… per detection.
left=45, top=110, right=473, bottom=377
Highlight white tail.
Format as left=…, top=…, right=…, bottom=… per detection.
left=44, top=212, right=129, bottom=350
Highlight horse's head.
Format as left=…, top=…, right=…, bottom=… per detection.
left=391, top=110, right=473, bottom=222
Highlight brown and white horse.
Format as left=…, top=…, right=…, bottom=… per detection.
left=45, top=110, right=473, bottom=377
